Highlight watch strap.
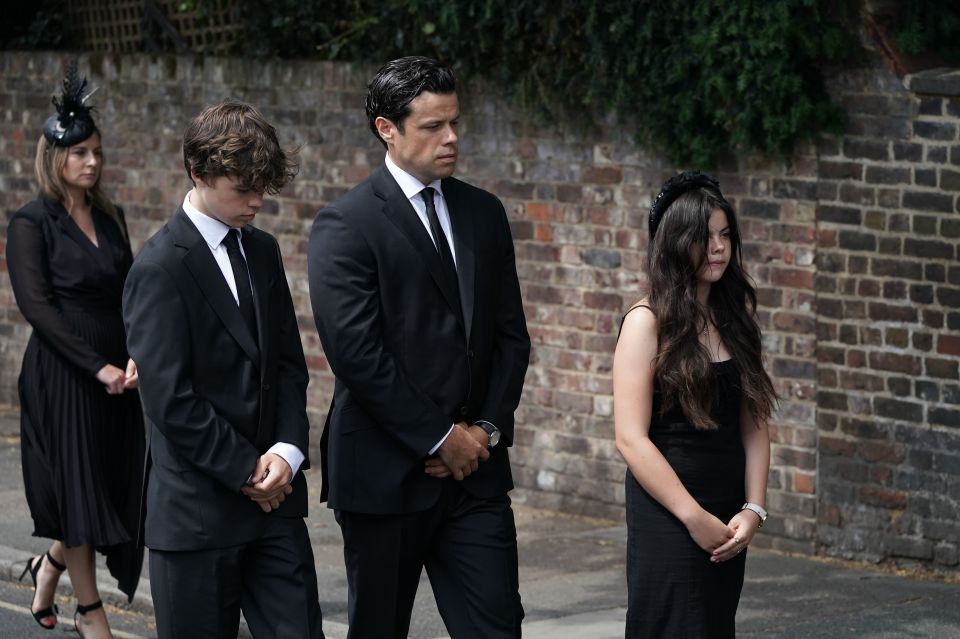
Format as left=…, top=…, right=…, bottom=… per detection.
left=742, top=502, right=767, bottom=527
left=475, top=420, right=500, bottom=447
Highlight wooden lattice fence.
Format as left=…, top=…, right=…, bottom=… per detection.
left=66, top=0, right=241, bottom=55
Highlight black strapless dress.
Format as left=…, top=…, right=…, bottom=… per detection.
left=625, top=359, right=746, bottom=638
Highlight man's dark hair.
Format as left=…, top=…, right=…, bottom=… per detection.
left=365, top=56, right=456, bottom=148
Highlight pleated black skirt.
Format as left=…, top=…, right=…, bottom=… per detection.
left=19, top=308, right=145, bottom=601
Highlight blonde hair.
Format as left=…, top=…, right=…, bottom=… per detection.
left=34, top=133, right=125, bottom=238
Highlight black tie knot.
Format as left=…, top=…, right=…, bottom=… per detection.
left=223, top=229, right=243, bottom=256
left=421, top=187, right=436, bottom=208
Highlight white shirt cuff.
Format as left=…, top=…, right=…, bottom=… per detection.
left=428, top=424, right=456, bottom=455
left=267, top=442, right=305, bottom=476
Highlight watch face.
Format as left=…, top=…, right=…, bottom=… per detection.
left=488, top=429, right=500, bottom=447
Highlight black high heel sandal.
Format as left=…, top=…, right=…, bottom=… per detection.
left=18, top=551, right=66, bottom=629
left=74, top=600, right=103, bottom=638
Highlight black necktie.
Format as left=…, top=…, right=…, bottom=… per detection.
left=421, top=187, right=457, bottom=279
left=222, top=230, right=258, bottom=340
left=421, top=188, right=464, bottom=326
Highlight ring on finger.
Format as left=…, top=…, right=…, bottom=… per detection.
left=733, top=536, right=741, bottom=544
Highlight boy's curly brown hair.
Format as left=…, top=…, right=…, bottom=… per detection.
left=183, top=101, right=298, bottom=195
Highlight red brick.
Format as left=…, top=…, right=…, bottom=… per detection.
left=859, top=487, right=907, bottom=509
left=926, top=357, right=959, bottom=379
left=557, top=308, right=595, bottom=331
left=526, top=202, right=555, bottom=221
left=818, top=229, right=837, bottom=247
left=859, top=442, right=905, bottom=463
left=582, top=166, right=623, bottom=185
left=534, top=224, right=553, bottom=242
left=770, top=267, right=814, bottom=289
left=773, top=447, right=816, bottom=470
left=870, top=465, right=893, bottom=486
left=869, top=352, right=921, bottom=375
left=867, top=302, right=917, bottom=323
left=818, top=504, right=841, bottom=526
left=821, top=437, right=857, bottom=457
left=794, top=473, right=816, bottom=494
left=938, top=334, right=960, bottom=357
left=857, top=279, right=881, bottom=297
left=820, top=161, right=863, bottom=180
left=556, top=185, right=582, bottom=202
left=582, top=291, right=624, bottom=312
left=839, top=370, right=884, bottom=391
left=840, top=418, right=890, bottom=440
left=772, top=312, right=816, bottom=333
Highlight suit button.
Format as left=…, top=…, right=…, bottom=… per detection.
left=262, top=384, right=271, bottom=391
left=459, top=406, right=468, bottom=416
left=468, top=350, right=475, bottom=358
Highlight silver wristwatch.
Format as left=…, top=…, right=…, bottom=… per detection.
left=742, top=502, right=768, bottom=527
left=476, top=422, right=500, bottom=448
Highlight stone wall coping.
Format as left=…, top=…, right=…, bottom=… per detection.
left=903, top=67, right=960, bottom=96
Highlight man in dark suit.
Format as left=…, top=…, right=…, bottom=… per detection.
left=123, top=101, right=324, bottom=639
left=309, top=57, right=531, bottom=638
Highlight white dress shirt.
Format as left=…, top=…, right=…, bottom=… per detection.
left=385, top=154, right=458, bottom=266
left=182, top=192, right=305, bottom=476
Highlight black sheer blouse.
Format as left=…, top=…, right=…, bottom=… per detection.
left=7, top=195, right=133, bottom=376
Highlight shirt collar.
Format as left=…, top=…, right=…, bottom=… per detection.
left=182, top=191, right=234, bottom=249
left=384, top=154, right=444, bottom=202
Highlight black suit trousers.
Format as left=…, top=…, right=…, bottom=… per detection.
left=149, top=516, right=324, bottom=639
left=336, top=481, right=523, bottom=639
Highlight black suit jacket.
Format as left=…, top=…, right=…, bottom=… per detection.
left=123, top=208, right=311, bottom=551
left=309, top=165, right=530, bottom=514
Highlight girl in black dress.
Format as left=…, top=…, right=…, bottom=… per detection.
left=614, top=172, right=777, bottom=638
left=8, top=64, right=145, bottom=639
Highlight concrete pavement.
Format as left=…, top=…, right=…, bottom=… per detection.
left=1, top=414, right=959, bottom=638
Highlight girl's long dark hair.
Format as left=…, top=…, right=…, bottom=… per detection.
left=647, top=187, right=777, bottom=429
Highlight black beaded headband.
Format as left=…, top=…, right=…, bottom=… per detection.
left=648, top=170, right=721, bottom=239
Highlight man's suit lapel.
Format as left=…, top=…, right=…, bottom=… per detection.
left=169, top=208, right=261, bottom=364
left=372, top=166, right=466, bottom=332
left=443, top=178, right=476, bottom=341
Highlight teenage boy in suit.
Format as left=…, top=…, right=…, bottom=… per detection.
left=124, top=101, right=323, bottom=639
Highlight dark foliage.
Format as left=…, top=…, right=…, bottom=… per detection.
left=894, top=0, right=960, bottom=63
left=18, top=2, right=960, bottom=167
left=227, top=0, right=864, bottom=167
left=0, top=1, right=63, bottom=50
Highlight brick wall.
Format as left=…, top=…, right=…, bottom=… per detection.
left=0, top=51, right=956, bottom=571
left=813, top=67, right=960, bottom=568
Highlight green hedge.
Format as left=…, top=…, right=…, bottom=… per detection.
left=10, top=2, right=959, bottom=167
left=233, top=0, right=863, bottom=167
left=895, top=0, right=960, bottom=62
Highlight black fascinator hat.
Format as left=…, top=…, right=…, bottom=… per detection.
left=42, top=60, right=97, bottom=147
left=649, top=171, right=722, bottom=239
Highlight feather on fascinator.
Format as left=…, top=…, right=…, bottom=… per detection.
left=648, top=171, right=722, bottom=239
left=42, top=60, right=97, bottom=147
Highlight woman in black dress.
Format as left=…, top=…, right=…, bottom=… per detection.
left=8, top=65, right=144, bottom=638
left=614, top=172, right=776, bottom=638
